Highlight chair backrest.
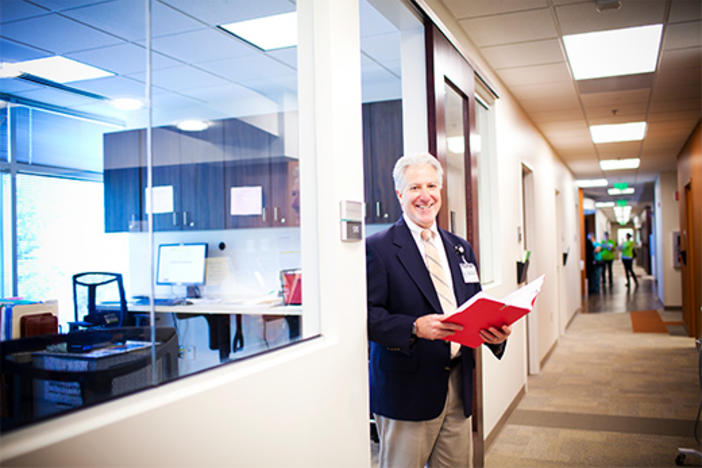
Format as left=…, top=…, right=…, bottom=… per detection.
left=72, top=272, right=127, bottom=328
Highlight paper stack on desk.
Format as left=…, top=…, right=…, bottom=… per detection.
left=441, top=274, right=545, bottom=348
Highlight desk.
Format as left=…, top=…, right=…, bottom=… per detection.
left=126, top=302, right=302, bottom=361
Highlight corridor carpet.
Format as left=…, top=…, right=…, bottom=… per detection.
left=630, top=309, right=668, bottom=333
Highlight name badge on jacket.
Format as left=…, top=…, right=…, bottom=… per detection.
left=460, top=262, right=480, bottom=283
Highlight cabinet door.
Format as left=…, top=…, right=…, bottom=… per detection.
left=146, top=127, right=182, bottom=231
left=270, top=159, right=299, bottom=227
left=369, top=100, right=403, bottom=223
left=103, top=129, right=145, bottom=232
left=223, top=118, right=272, bottom=229
left=362, top=103, right=374, bottom=223
left=179, top=124, right=225, bottom=230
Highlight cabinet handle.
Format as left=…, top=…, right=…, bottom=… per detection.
left=183, top=211, right=193, bottom=227
left=262, top=207, right=267, bottom=223
left=273, top=207, right=279, bottom=222
left=376, top=202, right=381, bottom=218
left=172, top=212, right=178, bottom=226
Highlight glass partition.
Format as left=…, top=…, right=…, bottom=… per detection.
left=0, top=0, right=312, bottom=432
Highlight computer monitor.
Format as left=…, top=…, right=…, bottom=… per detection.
left=156, top=243, right=208, bottom=287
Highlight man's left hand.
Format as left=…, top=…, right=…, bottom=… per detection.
left=479, top=325, right=511, bottom=345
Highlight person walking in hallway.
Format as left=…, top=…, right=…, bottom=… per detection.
left=366, top=152, right=510, bottom=468
left=619, top=233, right=638, bottom=287
left=600, top=231, right=615, bottom=287
left=586, top=233, right=601, bottom=294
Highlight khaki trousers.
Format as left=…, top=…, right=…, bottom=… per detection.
left=375, top=366, right=473, bottom=468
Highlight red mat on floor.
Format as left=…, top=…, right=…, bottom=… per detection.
left=630, top=310, right=668, bottom=333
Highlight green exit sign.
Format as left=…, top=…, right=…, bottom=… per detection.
left=616, top=200, right=628, bottom=206
left=613, top=182, right=628, bottom=190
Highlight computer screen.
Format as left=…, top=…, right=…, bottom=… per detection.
left=156, top=243, right=208, bottom=286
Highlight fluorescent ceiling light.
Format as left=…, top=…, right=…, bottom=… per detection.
left=176, top=120, right=210, bottom=132
left=575, top=178, right=608, bottom=188
left=600, top=158, right=640, bottom=170
left=563, top=24, right=663, bottom=80
left=595, top=201, right=615, bottom=208
left=608, top=187, right=635, bottom=195
left=219, top=12, right=297, bottom=51
left=110, top=98, right=143, bottom=111
left=0, top=62, right=21, bottom=79
left=11, top=56, right=113, bottom=83
left=590, top=122, right=646, bottom=143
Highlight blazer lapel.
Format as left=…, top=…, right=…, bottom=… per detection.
left=393, top=219, right=443, bottom=314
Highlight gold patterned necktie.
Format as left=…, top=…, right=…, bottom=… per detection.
left=421, top=229, right=460, bottom=356
left=421, top=229, right=457, bottom=314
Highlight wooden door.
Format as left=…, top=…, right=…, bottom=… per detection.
left=426, top=21, right=484, bottom=466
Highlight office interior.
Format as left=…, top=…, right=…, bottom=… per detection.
left=0, top=0, right=700, bottom=466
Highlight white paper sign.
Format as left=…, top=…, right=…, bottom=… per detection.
left=145, top=185, right=174, bottom=214
left=230, top=186, right=262, bottom=215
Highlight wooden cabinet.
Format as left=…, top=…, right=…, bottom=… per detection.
left=104, top=116, right=298, bottom=232
left=363, top=99, right=404, bottom=224
left=103, top=129, right=146, bottom=233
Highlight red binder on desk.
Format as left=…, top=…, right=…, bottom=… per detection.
left=441, top=275, right=545, bottom=348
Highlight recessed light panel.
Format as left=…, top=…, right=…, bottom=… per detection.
left=590, top=122, right=646, bottom=143
left=219, top=12, right=297, bottom=51
left=12, top=56, right=113, bottom=83
left=608, top=187, right=635, bottom=195
left=177, top=120, right=210, bottom=132
left=575, top=178, right=608, bottom=188
left=595, top=201, right=615, bottom=208
left=600, top=158, right=640, bottom=170
left=563, top=24, right=663, bottom=80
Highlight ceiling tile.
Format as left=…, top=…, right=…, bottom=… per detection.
left=647, top=109, right=701, bottom=123
left=458, top=9, right=556, bottom=47
left=441, top=0, right=547, bottom=19
left=480, top=39, right=563, bottom=69
left=62, top=0, right=205, bottom=42
left=595, top=141, right=642, bottom=156
left=662, top=21, right=702, bottom=50
left=27, top=0, right=101, bottom=10
left=360, top=0, right=398, bottom=37
left=648, top=97, right=702, bottom=113
left=361, top=32, right=401, bottom=64
left=0, top=76, right=40, bottom=93
left=585, top=103, right=647, bottom=122
left=650, top=82, right=701, bottom=101
left=14, top=85, right=98, bottom=108
left=266, top=48, right=297, bottom=69
left=0, top=13, right=123, bottom=54
left=0, top=0, right=49, bottom=23
left=658, top=47, right=702, bottom=70
left=150, top=28, right=255, bottom=64
left=528, top=108, right=586, bottom=124
left=0, top=37, right=50, bottom=62
left=126, top=65, right=231, bottom=92
left=581, top=88, right=651, bottom=108
left=510, top=80, right=578, bottom=102
left=68, top=75, right=147, bottom=99
left=67, top=43, right=181, bottom=76
left=159, top=0, right=294, bottom=27
left=556, top=0, right=666, bottom=35
left=577, top=74, right=654, bottom=94
left=518, top=92, right=581, bottom=112
left=497, top=62, right=572, bottom=86
left=669, top=0, right=702, bottom=23
left=197, top=54, right=295, bottom=84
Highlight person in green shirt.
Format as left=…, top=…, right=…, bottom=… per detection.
left=600, top=232, right=616, bottom=287
left=619, top=233, right=639, bottom=287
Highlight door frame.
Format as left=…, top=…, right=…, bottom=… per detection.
left=425, top=20, right=485, bottom=466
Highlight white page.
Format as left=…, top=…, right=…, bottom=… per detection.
left=230, top=186, right=262, bottom=215
left=501, top=274, right=545, bottom=310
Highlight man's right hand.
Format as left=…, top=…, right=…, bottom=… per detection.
left=414, top=314, right=463, bottom=340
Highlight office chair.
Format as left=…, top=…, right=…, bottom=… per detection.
left=676, top=339, right=702, bottom=466
left=69, top=272, right=128, bottom=332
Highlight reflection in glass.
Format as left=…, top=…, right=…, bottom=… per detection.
left=444, top=82, right=467, bottom=238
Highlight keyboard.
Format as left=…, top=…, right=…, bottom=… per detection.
left=131, top=297, right=186, bottom=306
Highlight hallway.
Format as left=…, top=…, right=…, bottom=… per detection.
left=486, top=263, right=699, bottom=467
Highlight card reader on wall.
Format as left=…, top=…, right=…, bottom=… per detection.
left=340, top=201, right=363, bottom=242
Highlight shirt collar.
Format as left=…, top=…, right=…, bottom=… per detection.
left=403, top=213, right=439, bottom=239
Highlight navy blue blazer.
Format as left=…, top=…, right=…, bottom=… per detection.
left=366, top=217, right=505, bottom=421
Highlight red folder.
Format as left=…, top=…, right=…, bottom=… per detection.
left=441, top=274, right=544, bottom=348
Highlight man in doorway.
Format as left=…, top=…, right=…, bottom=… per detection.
left=600, top=232, right=616, bottom=287
left=620, top=233, right=639, bottom=287
left=586, top=233, right=601, bottom=294
left=366, top=152, right=510, bottom=468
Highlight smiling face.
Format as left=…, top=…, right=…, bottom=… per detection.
left=397, top=163, right=442, bottom=229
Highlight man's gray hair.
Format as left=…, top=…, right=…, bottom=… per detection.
left=392, top=153, right=443, bottom=193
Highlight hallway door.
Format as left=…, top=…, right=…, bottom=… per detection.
left=426, top=21, right=484, bottom=465
left=683, top=183, right=698, bottom=337
left=521, top=164, right=539, bottom=374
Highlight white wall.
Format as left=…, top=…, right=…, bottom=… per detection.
left=0, top=1, right=371, bottom=466
left=655, top=171, right=682, bottom=307
left=422, top=0, right=582, bottom=438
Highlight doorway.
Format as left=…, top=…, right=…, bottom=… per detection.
left=683, top=183, right=698, bottom=337
left=521, top=164, right=539, bottom=375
